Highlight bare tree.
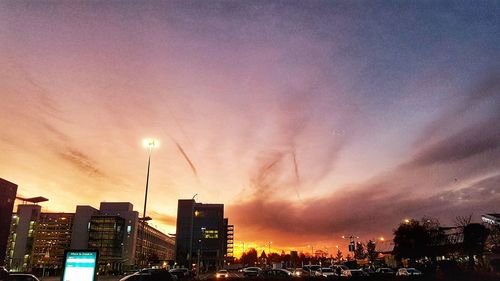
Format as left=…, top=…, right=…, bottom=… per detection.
left=455, top=214, right=473, bottom=229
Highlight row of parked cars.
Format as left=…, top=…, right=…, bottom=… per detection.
left=120, top=268, right=194, bottom=281
left=234, top=265, right=422, bottom=278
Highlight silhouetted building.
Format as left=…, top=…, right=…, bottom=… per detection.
left=0, top=178, right=17, bottom=266
left=482, top=214, right=500, bottom=226
left=175, top=199, right=230, bottom=271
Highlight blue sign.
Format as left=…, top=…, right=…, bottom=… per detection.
left=62, top=250, right=98, bottom=281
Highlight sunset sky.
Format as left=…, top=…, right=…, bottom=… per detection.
left=1, top=1, right=499, bottom=256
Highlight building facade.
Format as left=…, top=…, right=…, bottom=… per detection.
left=30, top=213, right=74, bottom=276
left=6, top=205, right=42, bottom=271
left=175, top=199, right=231, bottom=271
left=6, top=201, right=174, bottom=273
left=482, top=214, right=500, bottom=226
left=136, top=221, right=176, bottom=268
left=0, top=178, right=17, bottom=266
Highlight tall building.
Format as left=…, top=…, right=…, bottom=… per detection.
left=70, top=205, right=99, bottom=249
left=0, top=178, right=17, bottom=266
left=175, top=199, right=231, bottom=271
left=30, top=213, right=74, bottom=276
left=78, top=202, right=175, bottom=273
left=6, top=204, right=43, bottom=271
left=6, top=200, right=174, bottom=273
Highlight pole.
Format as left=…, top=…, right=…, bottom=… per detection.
left=140, top=150, right=152, bottom=268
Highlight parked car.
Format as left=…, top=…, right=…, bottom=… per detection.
left=0, top=267, right=9, bottom=280
left=302, top=265, right=321, bottom=276
left=260, top=269, right=292, bottom=278
left=375, top=268, right=395, bottom=275
left=216, top=270, right=229, bottom=278
left=362, top=268, right=375, bottom=276
left=8, top=274, right=40, bottom=281
left=120, top=269, right=177, bottom=281
left=169, top=268, right=190, bottom=279
left=242, top=267, right=262, bottom=277
left=343, top=269, right=369, bottom=277
left=292, top=268, right=305, bottom=277
left=396, top=268, right=422, bottom=276
left=315, top=268, right=336, bottom=277
left=332, top=265, right=349, bottom=276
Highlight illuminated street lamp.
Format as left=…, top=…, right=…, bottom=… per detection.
left=139, top=138, right=158, bottom=266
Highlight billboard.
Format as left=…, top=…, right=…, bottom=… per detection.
left=61, top=250, right=98, bottom=281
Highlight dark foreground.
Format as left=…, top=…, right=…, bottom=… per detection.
left=199, top=274, right=500, bottom=281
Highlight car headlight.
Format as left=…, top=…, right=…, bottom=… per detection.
left=216, top=274, right=220, bottom=278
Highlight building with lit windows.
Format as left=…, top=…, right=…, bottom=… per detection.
left=6, top=200, right=174, bottom=273
left=30, top=213, right=74, bottom=276
left=136, top=221, right=176, bottom=268
left=0, top=178, right=17, bottom=266
left=224, top=220, right=234, bottom=265
left=175, top=199, right=232, bottom=271
left=78, top=202, right=175, bottom=273
left=6, top=204, right=43, bottom=271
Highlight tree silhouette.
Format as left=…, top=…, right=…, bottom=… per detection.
left=335, top=249, right=343, bottom=262
left=366, top=240, right=377, bottom=261
left=463, top=223, right=490, bottom=270
left=354, top=242, right=366, bottom=259
left=240, top=248, right=258, bottom=266
left=393, top=219, right=431, bottom=260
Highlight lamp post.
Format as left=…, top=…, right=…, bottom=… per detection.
left=140, top=138, right=158, bottom=267
left=342, top=235, right=359, bottom=257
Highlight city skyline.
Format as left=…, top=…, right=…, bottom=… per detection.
left=1, top=1, right=500, bottom=256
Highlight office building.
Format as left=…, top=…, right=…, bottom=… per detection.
left=0, top=178, right=17, bottom=266
left=136, top=221, right=176, bottom=268
left=70, top=205, right=99, bottom=249
left=79, top=202, right=175, bottom=273
left=175, top=199, right=231, bottom=271
left=6, top=200, right=174, bottom=273
left=482, top=214, right=500, bottom=226
left=6, top=204, right=43, bottom=271
left=30, top=213, right=74, bottom=276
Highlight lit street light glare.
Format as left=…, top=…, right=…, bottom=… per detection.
left=143, top=138, right=159, bottom=149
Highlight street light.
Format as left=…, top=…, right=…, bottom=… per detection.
left=139, top=138, right=158, bottom=267
left=342, top=235, right=359, bottom=253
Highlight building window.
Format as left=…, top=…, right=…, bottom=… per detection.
left=203, top=230, right=218, bottom=239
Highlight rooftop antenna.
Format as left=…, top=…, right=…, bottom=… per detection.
left=192, top=193, right=198, bottom=201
